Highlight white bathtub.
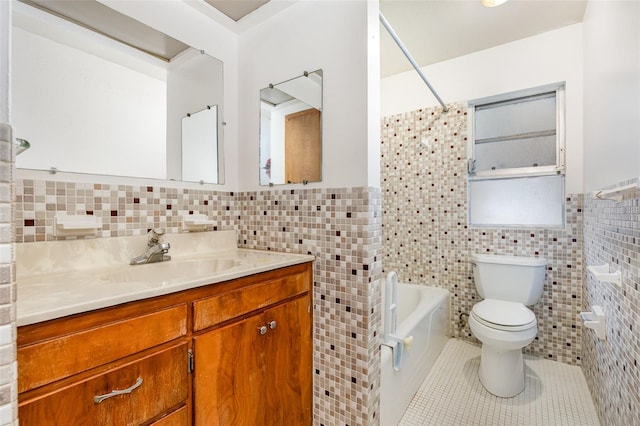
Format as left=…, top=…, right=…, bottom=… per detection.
left=380, top=283, right=450, bottom=426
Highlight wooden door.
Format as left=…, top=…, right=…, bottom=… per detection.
left=263, top=297, right=312, bottom=425
left=193, top=314, right=268, bottom=426
left=284, top=108, right=321, bottom=183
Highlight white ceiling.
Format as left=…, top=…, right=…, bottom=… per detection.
left=206, top=0, right=588, bottom=77
left=204, top=0, right=270, bottom=21
left=379, top=0, right=588, bottom=77
left=21, top=0, right=588, bottom=74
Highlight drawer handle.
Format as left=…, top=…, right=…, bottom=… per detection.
left=268, top=320, right=277, bottom=330
left=93, top=377, right=143, bottom=404
left=258, top=326, right=268, bottom=335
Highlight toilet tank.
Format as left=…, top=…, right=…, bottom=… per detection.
left=470, top=253, right=547, bottom=305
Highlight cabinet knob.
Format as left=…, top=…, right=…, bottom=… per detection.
left=268, top=320, right=277, bottom=330
left=258, top=325, right=268, bottom=335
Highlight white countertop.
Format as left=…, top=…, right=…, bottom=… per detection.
left=17, top=231, right=314, bottom=326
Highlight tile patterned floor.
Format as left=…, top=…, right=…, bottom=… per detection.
left=399, top=339, right=600, bottom=426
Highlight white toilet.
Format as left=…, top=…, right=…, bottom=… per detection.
left=468, top=253, right=547, bottom=398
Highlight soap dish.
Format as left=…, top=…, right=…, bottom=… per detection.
left=54, top=213, right=101, bottom=237
left=580, top=305, right=606, bottom=340
left=183, top=214, right=215, bottom=232
left=587, top=264, right=621, bottom=286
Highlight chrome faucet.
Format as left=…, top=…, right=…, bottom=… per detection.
left=130, top=229, right=171, bottom=265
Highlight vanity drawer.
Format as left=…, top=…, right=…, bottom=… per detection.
left=149, top=405, right=189, bottom=426
left=193, top=269, right=309, bottom=331
left=19, top=342, right=189, bottom=426
left=18, top=304, right=187, bottom=393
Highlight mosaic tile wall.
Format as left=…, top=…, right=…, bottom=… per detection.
left=14, top=181, right=238, bottom=241
left=381, top=103, right=584, bottom=365
left=14, top=180, right=383, bottom=426
left=0, top=123, right=15, bottom=425
left=582, top=177, right=640, bottom=425
left=236, top=188, right=383, bottom=425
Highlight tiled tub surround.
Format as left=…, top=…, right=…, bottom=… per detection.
left=381, top=103, right=584, bottom=365
left=583, top=178, right=640, bottom=425
left=14, top=181, right=383, bottom=426
left=0, top=123, right=15, bottom=425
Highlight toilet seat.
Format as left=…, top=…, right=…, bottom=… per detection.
left=471, top=299, right=536, bottom=332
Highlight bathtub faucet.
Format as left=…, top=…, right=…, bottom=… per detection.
left=383, top=271, right=414, bottom=371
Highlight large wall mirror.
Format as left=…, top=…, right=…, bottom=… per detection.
left=12, top=0, right=224, bottom=184
left=260, top=70, right=323, bottom=186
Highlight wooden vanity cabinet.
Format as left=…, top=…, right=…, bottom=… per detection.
left=17, top=261, right=312, bottom=426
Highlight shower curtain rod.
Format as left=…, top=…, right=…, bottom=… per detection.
left=379, top=11, right=449, bottom=112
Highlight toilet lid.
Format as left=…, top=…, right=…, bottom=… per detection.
left=472, top=299, right=536, bottom=328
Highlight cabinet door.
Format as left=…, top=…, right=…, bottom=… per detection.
left=193, top=297, right=311, bottom=426
left=263, top=297, right=312, bottom=425
left=193, top=312, right=268, bottom=426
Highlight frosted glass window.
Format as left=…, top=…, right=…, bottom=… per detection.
left=469, top=175, right=564, bottom=227
left=475, top=94, right=556, bottom=140
left=475, top=135, right=556, bottom=171
left=472, top=92, right=560, bottom=174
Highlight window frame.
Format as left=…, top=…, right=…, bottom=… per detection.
left=467, top=82, right=566, bottom=180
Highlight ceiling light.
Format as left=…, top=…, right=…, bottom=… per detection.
left=482, top=0, right=508, bottom=7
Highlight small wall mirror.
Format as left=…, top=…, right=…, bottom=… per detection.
left=182, top=105, right=219, bottom=183
left=259, top=70, right=323, bottom=186
left=169, top=48, right=224, bottom=184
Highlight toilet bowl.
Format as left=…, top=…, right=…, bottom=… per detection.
left=469, top=299, right=537, bottom=397
left=469, top=253, right=547, bottom=398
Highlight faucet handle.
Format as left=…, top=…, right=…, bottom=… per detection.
left=147, top=228, right=165, bottom=245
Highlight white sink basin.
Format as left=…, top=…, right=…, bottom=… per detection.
left=17, top=246, right=316, bottom=326
left=104, top=257, right=242, bottom=283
